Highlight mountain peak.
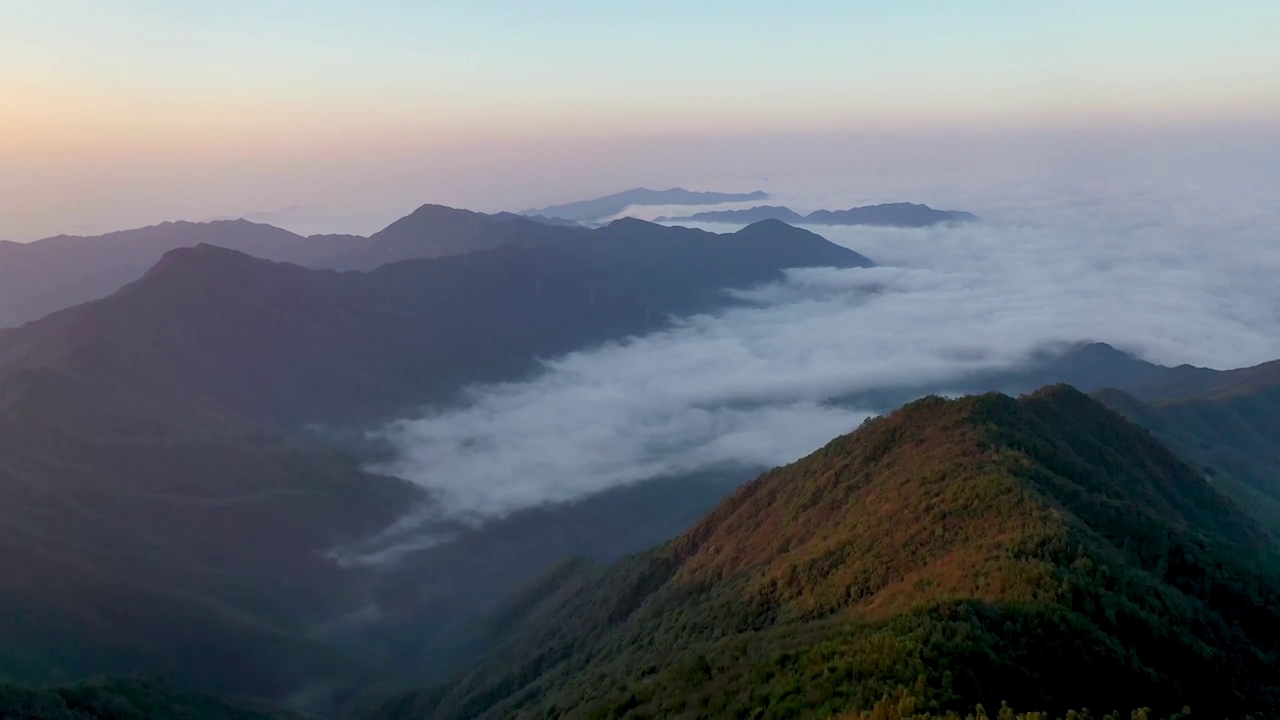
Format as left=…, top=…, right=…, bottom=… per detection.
left=142, top=242, right=265, bottom=276
left=133, top=243, right=303, bottom=296
left=674, top=384, right=1264, bottom=593
left=604, top=216, right=656, bottom=229
left=404, top=202, right=479, bottom=219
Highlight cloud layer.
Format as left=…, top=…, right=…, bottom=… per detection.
left=376, top=183, right=1280, bottom=522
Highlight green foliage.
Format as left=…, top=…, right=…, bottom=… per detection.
left=836, top=690, right=1209, bottom=719
left=1095, top=382, right=1280, bottom=538
left=0, top=675, right=291, bottom=720
left=373, top=387, right=1280, bottom=720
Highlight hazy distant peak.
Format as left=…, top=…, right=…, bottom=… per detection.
left=523, top=187, right=771, bottom=222
left=399, top=203, right=487, bottom=222
left=662, top=202, right=978, bottom=227
left=140, top=242, right=269, bottom=280
left=603, top=216, right=655, bottom=228
left=133, top=243, right=319, bottom=295
left=732, top=217, right=805, bottom=233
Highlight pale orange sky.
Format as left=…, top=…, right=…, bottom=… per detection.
left=4, top=1, right=1278, bottom=239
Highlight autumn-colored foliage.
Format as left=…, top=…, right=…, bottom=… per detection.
left=373, top=387, right=1280, bottom=719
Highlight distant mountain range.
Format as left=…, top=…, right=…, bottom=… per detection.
left=0, top=198, right=974, bottom=331
left=0, top=217, right=868, bottom=427
left=658, top=202, right=979, bottom=227
left=521, top=187, right=770, bottom=223
left=0, top=204, right=853, bottom=329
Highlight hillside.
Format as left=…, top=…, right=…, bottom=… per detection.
left=1095, top=358, right=1280, bottom=534
left=0, top=676, right=293, bottom=720
left=0, top=216, right=868, bottom=700
left=376, top=387, right=1280, bottom=719
left=0, top=219, right=356, bottom=328
left=0, top=363, right=420, bottom=696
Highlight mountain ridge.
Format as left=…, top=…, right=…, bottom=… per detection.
left=375, top=386, right=1280, bottom=719
left=521, top=187, right=770, bottom=222
left=659, top=202, right=978, bottom=227
left=0, top=204, right=855, bottom=328
left=0, top=219, right=868, bottom=428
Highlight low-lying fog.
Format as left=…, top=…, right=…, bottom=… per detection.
left=372, top=177, right=1280, bottom=526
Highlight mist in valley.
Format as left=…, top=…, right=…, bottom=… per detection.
left=368, top=168, right=1280, bottom=530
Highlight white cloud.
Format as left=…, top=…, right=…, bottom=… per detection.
left=375, top=182, right=1280, bottom=523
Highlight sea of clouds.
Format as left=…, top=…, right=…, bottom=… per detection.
left=373, top=172, right=1280, bottom=525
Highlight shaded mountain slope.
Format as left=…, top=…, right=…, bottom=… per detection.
left=0, top=207, right=867, bottom=329
left=521, top=188, right=769, bottom=223
left=661, top=202, right=978, bottom=227
left=0, top=243, right=650, bottom=426
left=0, top=220, right=364, bottom=328
left=0, top=214, right=865, bottom=701
left=1095, top=358, right=1280, bottom=533
left=544, top=218, right=870, bottom=314
left=0, top=221, right=867, bottom=427
left=0, top=365, right=420, bottom=695
left=322, top=205, right=562, bottom=271
left=0, top=676, right=293, bottom=720
left=0, top=205, right=858, bottom=327
left=377, top=387, right=1280, bottom=719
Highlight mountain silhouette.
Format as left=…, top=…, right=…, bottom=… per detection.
left=522, top=187, right=769, bottom=222
left=0, top=219, right=360, bottom=328
left=661, top=202, right=978, bottom=227
left=0, top=204, right=854, bottom=328
left=0, top=220, right=867, bottom=427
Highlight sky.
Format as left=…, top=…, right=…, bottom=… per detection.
left=3, top=1, right=1280, bottom=239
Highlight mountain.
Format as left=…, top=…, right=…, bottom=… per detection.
left=805, top=202, right=978, bottom=227
left=832, top=341, right=1280, bottom=534
left=0, top=204, right=849, bottom=328
left=0, top=363, right=421, bottom=696
left=0, top=245, right=652, bottom=427
left=374, top=387, right=1280, bottom=719
left=521, top=188, right=770, bottom=223
left=1094, top=358, right=1280, bottom=534
left=0, top=219, right=365, bottom=328
left=322, top=204, right=568, bottom=271
left=0, top=220, right=867, bottom=427
left=661, top=202, right=977, bottom=227
left=0, top=213, right=867, bottom=702
left=341, top=342, right=1280, bottom=711
left=518, top=214, right=583, bottom=228
left=0, top=676, right=292, bottom=720
left=656, top=205, right=805, bottom=224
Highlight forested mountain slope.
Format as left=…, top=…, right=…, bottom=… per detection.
left=376, top=387, right=1280, bottom=719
